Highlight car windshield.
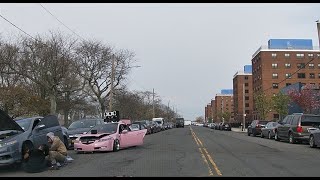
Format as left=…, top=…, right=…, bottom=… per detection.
left=15, top=118, right=32, bottom=131
left=93, top=123, right=118, bottom=134
left=68, top=120, right=97, bottom=129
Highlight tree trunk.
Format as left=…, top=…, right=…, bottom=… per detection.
left=50, top=93, right=57, bottom=115
left=63, top=91, right=70, bottom=126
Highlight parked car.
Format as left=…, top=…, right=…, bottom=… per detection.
left=221, top=123, right=231, bottom=131
left=130, top=124, right=141, bottom=131
left=132, top=120, right=151, bottom=134
left=260, top=122, right=279, bottom=139
left=247, top=120, right=268, bottom=137
left=274, top=114, right=320, bottom=144
left=308, top=127, right=320, bottom=148
left=67, top=118, right=105, bottom=148
left=74, top=120, right=147, bottom=153
left=0, top=109, right=64, bottom=167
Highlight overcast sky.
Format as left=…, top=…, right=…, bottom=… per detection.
left=0, top=3, right=319, bottom=120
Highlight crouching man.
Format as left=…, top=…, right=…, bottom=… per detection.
left=46, top=132, right=67, bottom=170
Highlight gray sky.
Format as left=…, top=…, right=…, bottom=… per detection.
left=0, top=3, right=319, bottom=120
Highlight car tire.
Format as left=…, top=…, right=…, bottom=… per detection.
left=113, top=139, right=120, bottom=152
left=289, top=133, right=295, bottom=144
left=274, top=131, right=279, bottom=141
left=22, top=141, right=34, bottom=160
left=309, top=135, right=317, bottom=148
left=261, top=132, right=264, bottom=138
left=268, top=132, right=271, bottom=139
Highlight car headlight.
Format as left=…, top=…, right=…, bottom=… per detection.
left=0, top=140, right=18, bottom=147
left=98, top=137, right=113, bottom=142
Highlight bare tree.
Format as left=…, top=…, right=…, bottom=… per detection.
left=75, top=40, right=135, bottom=117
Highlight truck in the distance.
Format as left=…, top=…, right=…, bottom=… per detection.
left=175, top=118, right=184, bottom=128
left=184, top=120, right=191, bottom=126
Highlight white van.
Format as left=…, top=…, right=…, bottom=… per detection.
left=152, top=117, right=164, bottom=130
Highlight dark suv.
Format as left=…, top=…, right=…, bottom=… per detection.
left=247, top=120, right=269, bottom=137
left=274, top=114, right=320, bottom=144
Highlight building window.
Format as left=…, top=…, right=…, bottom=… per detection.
left=310, top=73, right=315, bottom=79
left=297, top=73, right=306, bottom=78
left=285, top=53, right=290, bottom=58
left=272, top=63, right=278, bottom=68
left=318, top=73, right=320, bottom=78
left=285, top=73, right=292, bottom=79
left=296, top=53, right=304, bottom=58
left=245, top=83, right=248, bottom=87
left=245, top=110, right=250, bottom=114
left=244, top=76, right=248, bottom=80
left=286, top=83, right=291, bottom=86
left=245, top=96, right=249, bottom=100
left=308, top=53, right=314, bottom=58
left=297, top=63, right=305, bottom=69
left=272, top=83, right=278, bottom=89
left=309, top=63, right=315, bottom=69
left=273, top=114, right=280, bottom=119
left=271, top=53, right=277, bottom=58
left=285, top=63, right=291, bottom=68
left=317, top=54, right=320, bottom=58
left=272, top=73, right=278, bottom=79
left=245, top=90, right=249, bottom=93
left=245, top=103, right=249, bottom=107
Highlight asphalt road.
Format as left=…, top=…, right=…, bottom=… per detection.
left=1, top=126, right=320, bottom=177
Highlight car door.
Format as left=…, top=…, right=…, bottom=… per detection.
left=119, top=124, right=134, bottom=148
left=32, top=117, right=49, bottom=147
left=277, top=117, right=286, bottom=138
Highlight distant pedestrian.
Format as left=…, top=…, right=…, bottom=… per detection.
left=46, top=132, right=68, bottom=170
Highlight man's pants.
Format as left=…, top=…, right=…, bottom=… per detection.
left=47, top=151, right=66, bottom=165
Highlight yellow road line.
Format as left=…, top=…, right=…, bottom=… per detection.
left=203, top=148, right=222, bottom=176
left=191, top=126, right=223, bottom=176
left=198, top=148, right=214, bottom=176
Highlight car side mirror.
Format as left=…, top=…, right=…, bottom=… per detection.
left=35, top=124, right=45, bottom=130
left=122, top=130, right=128, bottom=134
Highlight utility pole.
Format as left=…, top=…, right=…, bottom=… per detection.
left=152, top=88, right=155, bottom=118
left=109, top=54, right=116, bottom=112
left=242, top=83, right=246, bottom=131
left=317, top=20, right=320, bottom=47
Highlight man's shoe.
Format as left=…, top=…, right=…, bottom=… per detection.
left=49, top=164, right=59, bottom=170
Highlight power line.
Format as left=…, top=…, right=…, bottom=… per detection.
left=39, top=3, right=86, bottom=41
left=0, top=14, right=36, bottom=40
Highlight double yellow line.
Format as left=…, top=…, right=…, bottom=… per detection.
left=190, top=127, right=222, bottom=176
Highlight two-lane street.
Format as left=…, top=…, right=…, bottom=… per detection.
left=1, top=126, right=320, bottom=177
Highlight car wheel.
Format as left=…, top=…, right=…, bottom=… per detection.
left=274, top=131, right=279, bottom=141
left=309, top=135, right=317, bottom=148
left=113, top=139, right=120, bottom=152
left=289, top=133, right=295, bottom=144
left=22, top=141, right=34, bottom=159
left=260, top=132, right=264, bottom=138
left=268, top=132, right=271, bottom=139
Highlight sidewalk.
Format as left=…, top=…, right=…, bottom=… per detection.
left=231, top=127, right=247, bottom=133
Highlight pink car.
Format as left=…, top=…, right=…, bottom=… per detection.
left=74, top=120, right=147, bottom=153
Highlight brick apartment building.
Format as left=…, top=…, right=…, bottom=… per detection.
left=205, top=103, right=212, bottom=122
left=252, top=39, right=320, bottom=120
left=214, top=93, right=234, bottom=122
left=233, top=66, right=253, bottom=123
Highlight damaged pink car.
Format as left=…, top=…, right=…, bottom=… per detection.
left=74, top=120, right=147, bottom=153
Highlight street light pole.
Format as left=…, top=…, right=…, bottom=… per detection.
left=242, top=83, right=246, bottom=131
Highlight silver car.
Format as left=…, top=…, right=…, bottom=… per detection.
left=0, top=109, right=64, bottom=167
